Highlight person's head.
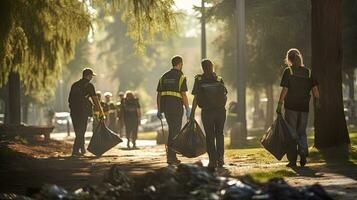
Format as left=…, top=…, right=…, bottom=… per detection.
left=96, top=91, right=102, bottom=100
left=104, top=92, right=112, bottom=102
left=171, top=55, right=183, bottom=70
left=118, top=92, right=125, bottom=100
left=201, top=59, right=214, bottom=76
left=285, top=48, right=304, bottom=67
left=82, top=68, right=96, bottom=81
left=125, top=90, right=135, bottom=100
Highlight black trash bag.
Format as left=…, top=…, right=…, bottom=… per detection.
left=260, top=114, right=295, bottom=160
left=87, top=120, right=123, bottom=156
left=171, top=119, right=206, bottom=158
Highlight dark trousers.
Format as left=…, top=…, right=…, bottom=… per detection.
left=125, top=119, right=139, bottom=142
left=165, top=113, right=182, bottom=162
left=285, top=109, right=309, bottom=163
left=201, top=108, right=226, bottom=163
left=71, top=113, right=88, bottom=154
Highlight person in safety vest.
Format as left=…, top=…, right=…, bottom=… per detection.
left=123, top=90, right=141, bottom=149
left=191, top=59, right=228, bottom=169
left=104, top=92, right=117, bottom=132
left=116, top=92, right=125, bottom=137
left=277, top=48, right=320, bottom=167
left=68, top=68, right=105, bottom=157
left=92, top=91, right=107, bottom=131
left=157, top=55, right=191, bottom=165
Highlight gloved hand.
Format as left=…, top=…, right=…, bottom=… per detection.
left=99, top=111, right=106, bottom=120
left=186, top=107, right=192, bottom=119
left=276, top=102, right=283, bottom=114
left=157, top=110, right=163, bottom=120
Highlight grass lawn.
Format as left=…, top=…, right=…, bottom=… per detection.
left=223, top=129, right=357, bottom=181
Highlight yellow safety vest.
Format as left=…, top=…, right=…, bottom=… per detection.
left=159, top=74, right=185, bottom=98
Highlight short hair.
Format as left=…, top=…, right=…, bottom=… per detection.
left=82, top=68, right=96, bottom=77
left=171, top=56, right=183, bottom=66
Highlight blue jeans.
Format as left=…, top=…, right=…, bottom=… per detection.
left=284, top=109, right=309, bottom=163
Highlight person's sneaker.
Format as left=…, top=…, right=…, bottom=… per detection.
left=300, top=155, right=307, bottom=167
left=167, top=159, right=181, bottom=165
left=286, top=162, right=297, bottom=167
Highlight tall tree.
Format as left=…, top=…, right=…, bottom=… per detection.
left=311, top=0, right=350, bottom=148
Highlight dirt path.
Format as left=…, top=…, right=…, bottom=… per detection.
left=0, top=137, right=356, bottom=199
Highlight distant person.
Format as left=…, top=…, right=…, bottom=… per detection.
left=123, top=90, right=141, bottom=149
left=104, top=92, right=117, bottom=132
left=225, top=101, right=238, bottom=133
left=157, top=55, right=191, bottom=165
left=68, top=68, right=104, bottom=157
left=277, top=48, right=320, bottom=167
left=116, top=92, right=125, bottom=137
left=92, top=91, right=106, bottom=131
left=191, top=59, right=227, bottom=169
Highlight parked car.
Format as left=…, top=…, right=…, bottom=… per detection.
left=54, top=112, right=72, bottom=132
left=140, top=109, right=167, bottom=132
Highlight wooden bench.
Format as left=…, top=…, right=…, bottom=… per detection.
left=0, top=124, right=54, bottom=142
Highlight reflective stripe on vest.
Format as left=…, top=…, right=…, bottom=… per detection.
left=160, top=91, right=182, bottom=98
left=159, top=74, right=185, bottom=98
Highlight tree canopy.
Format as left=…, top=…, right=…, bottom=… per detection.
left=0, top=0, right=177, bottom=94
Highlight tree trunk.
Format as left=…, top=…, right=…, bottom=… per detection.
left=264, top=84, right=274, bottom=129
left=252, top=90, right=260, bottom=128
left=311, top=0, right=350, bottom=148
left=8, top=72, right=21, bottom=125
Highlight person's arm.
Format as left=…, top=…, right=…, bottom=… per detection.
left=91, top=96, right=104, bottom=116
left=191, top=96, right=198, bottom=119
left=312, top=86, right=320, bottom=110
left=182, top=92, right=189, bottom=110
left=276, top=87, right=288, bottom=114
left=157, top=93, right=161, bottom=112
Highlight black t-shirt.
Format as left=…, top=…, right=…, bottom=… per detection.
left=280, top=66, right=318, bottom=112
left=157, top=68, right=188, bottom=115
left=68, top=78, right=96, bottom=115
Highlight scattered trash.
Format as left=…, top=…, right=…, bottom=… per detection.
left=0, top=163, right=334, bottom=200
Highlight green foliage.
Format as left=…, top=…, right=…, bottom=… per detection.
left=0, top=0, right=177, bottom=97
left=0, top=0, right=91, bottom=94
left=93, top=0, right=177, bottom=53
left=206, top=0, right=310, bottom=89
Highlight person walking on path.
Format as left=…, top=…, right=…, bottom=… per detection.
left=191, top=59, right=227, bottom=169
left=92, top=91, right=107, bottom=131
left=116, top=92, right=125, bottom=137
left=104, top=92, right=117, bottom=132
left=123, top=90, right=141, bottom=149
left=157, top=55, right=191, bottom=165
left=68, top=68, right=104, bottom=157
left=277, top=48, right=320, bottom=167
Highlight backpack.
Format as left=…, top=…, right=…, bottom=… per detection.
left=196, top=75, right=227, bottom=109
left=68, top=80, right=93, bottom=116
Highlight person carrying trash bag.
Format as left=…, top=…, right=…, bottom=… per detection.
left=68, top=68, right=105, bottom=157
left=277, top=48, right=320, bottom=167
left=191, top=59, right=228, bottom=169
left=157, top=55, right=191, bottom=165
left=123, top=90, right=141, bottom=149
